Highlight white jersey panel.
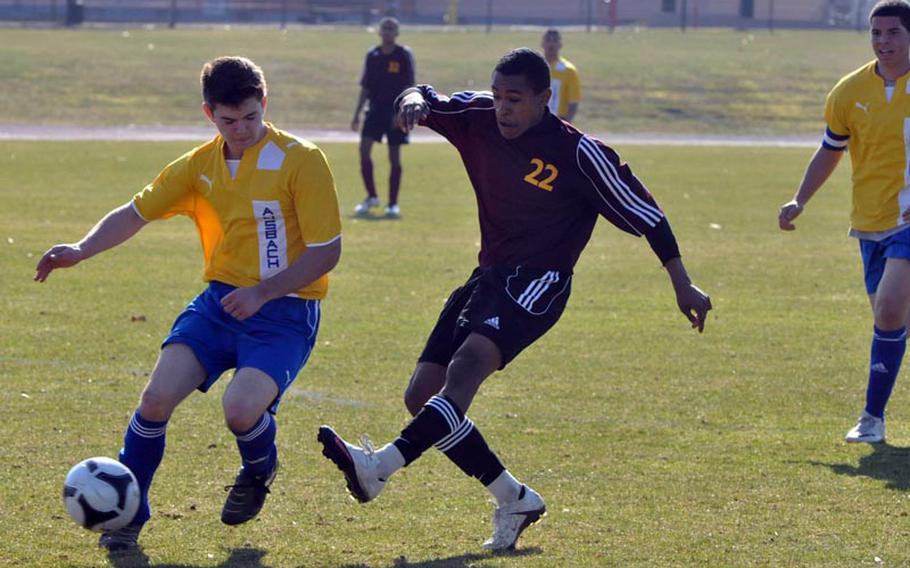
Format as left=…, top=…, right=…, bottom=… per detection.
left=253, top=200, right=288, bottom=280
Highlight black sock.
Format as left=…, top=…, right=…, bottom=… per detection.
left=393, top=394, right=464, bottom=465
left=437, top=418, right=505, bottom=485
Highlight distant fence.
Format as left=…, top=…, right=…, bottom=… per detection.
left=0, top=0, right=871, bottom=29
left=0, top=0, right=380, bottom=26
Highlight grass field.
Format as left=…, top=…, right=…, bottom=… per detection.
left=0, top=26, right=877, bottom=135
left=4, top=137, right=910, bottom=567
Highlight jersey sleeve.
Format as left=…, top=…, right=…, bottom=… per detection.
left=575, top=135, right=680, bottom=262
left=131, top=150, right=196, bottom=222
left=822, top=86, right=850, bottom=151
left=293, top=148, right=342, bottom=248
left=406, top=85, right=494, bottom=145
left=359, top=52, right=370, bottom=89
left=566, top=67, right=581, bottom=104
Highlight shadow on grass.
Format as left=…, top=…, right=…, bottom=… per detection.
left=106, top=546, right=272, bottom=568
left=809, top=442, right=910, bottom=491
left=334, top=546, right=542, bottom=568
left=101, top=545, right=543, bottom=568
left=348, top=212, right=400, bottom=222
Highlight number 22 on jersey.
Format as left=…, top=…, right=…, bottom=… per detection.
left=523, top=158, right=559, bottom=192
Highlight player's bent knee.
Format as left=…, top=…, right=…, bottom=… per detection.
left=222, top=399, right=262, bottom=433
left=223, top=407, right=259, bottom=434
left=874, top=300, right=909, bottom=330
left=137, top=388, right=179, bottom=422
left=876, top=311, right=907, bottom=331
left=404, top=364, right=446, bottom=415
left=404, top=384, right=429, bottom=416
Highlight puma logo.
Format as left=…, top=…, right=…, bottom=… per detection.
left=855, top=102, right=870, bottom=113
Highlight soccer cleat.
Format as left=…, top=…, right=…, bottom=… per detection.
left=98, top=521, right=143, bottom=552
left=384, top=204, right=401, bottom=219
left=482, top=485, right=546, bottom=551
left=353, top=197, right=380, bottom=217
left=220, top=459, right=279, bottom=525
left=845, top=411, right=885, bottom=443
left=317, top=425, right=386, bottom=503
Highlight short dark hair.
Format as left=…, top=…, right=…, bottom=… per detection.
left=870, top=0, right=910, bottom=32
left=494, top=48, right=550, bottom=94
left=543, top=28, right=561, bottom=40
left=200, top=56, right=267, bottom=109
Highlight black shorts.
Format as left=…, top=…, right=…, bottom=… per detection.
left=362, top=106, right=409, bottom=145
left=419, top=266, right=572, bottom=369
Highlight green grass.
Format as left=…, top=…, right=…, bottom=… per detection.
left=0, top=26, right=877, bottom=134
left=3, top=138, right=910, bottom=567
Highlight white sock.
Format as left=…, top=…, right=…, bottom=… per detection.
left=374, top=443, right=406, bottom=480
left=486, top=470, right=523, bottom=506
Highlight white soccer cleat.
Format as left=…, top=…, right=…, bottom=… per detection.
left=482, top=485, right=546, bottom=551
left=384, top=204, right=401, bottom=219
left=353, top=197, right=380, bottom=217
left=317, top=425, right=387, bottom=503
left=845, top=411, right=885, bottom=443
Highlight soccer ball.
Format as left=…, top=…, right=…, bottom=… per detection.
left=62, top=457, right=140, bottom=532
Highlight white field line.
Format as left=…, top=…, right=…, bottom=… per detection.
left=0, top=124, right=820, bottom=148
left=2, top=356, right=370, bottom=408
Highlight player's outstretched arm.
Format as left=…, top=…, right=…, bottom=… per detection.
left=664, top=257, right=712, bottom=333
left=779, top=146, right=843, bottom=231
left=395, top=88, right=429, bottom=133
left=34, top=202, right=148, bottom=282
left=220, top=238, right=342, bottom=321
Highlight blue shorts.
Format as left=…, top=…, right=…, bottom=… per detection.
left=860, top=227, right=910, bottom=294
left=163, top=281, right=320, bottom=413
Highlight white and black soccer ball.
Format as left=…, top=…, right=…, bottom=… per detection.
left=63, top=457, right=140, bottom=532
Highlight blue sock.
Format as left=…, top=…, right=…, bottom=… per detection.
left=865, top=326, right=907, bottom=419
left=234, top=413, right=277, bottom=478
left=119, top=410, right=167, bottom=525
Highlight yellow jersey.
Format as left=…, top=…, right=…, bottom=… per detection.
left=132, top=123, right=342, bottom=299
left=547, top=57, right=581, bottom=119
left=824, top=60, right=910, bottom=232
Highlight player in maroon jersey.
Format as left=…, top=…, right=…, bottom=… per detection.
left=319, top=48, right=711, bottom=551
left=351, top=17, right=416, bottom=218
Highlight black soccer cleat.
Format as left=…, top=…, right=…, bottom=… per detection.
left=98, top=521, right=143, bottom=552
left=221, top=459, right=278, bottom=526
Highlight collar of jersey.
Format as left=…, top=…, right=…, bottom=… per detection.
left=869, top=60, right=910, bottom=85
left=520, top=109, right=560, bottom=138
left=217, top=122, right=275, bottom=163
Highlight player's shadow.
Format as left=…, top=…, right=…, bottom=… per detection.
left=807, top=442, right=910, bottom=491
left=348, top=212, right=400, bottom=222
left=333, top=546, right=542, bottom=568
left=106, top=546, right=271, bottom=568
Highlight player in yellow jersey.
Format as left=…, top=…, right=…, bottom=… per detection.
left=34, top=56, right=342, bottom=552
left=542, top=29, right=581, bottom=123
left=779, top=0, right=910, bottom=444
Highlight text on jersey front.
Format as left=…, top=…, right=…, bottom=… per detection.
left=524, top=158, right=559, bottom=192
left=253, top=200, right=288, bottom=280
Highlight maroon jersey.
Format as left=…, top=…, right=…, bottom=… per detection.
left=411, top=85, right=676, bottom=272
left=360, top=45, right=416, bottom=108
